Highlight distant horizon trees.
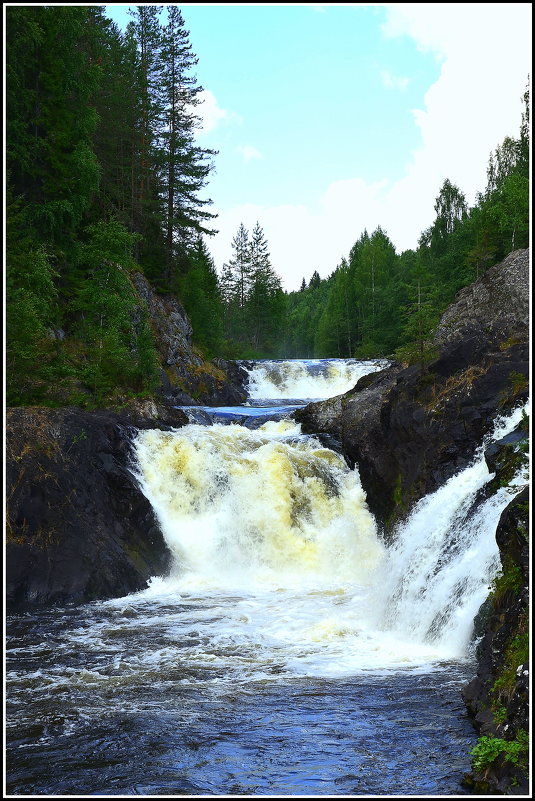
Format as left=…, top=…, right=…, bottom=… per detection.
left=220, top=222, right=286, bottom=356
left=214, top=82, right=528, bottom=364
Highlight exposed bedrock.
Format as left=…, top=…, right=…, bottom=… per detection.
left=461, top=486, right=529, bottom=795
left=132, top=272, right=248, bottom=406
left=295, top=249, right=529, bottom=532
left=6, top=404, right=188, bottom=610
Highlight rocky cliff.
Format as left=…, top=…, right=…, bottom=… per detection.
left=5, top=404, right=186, bottom=609
left=295, top=249, right=529, bottom=532
left=460, top=492, right=529, bottom=794
left=132, top=272, right=248, bottom=406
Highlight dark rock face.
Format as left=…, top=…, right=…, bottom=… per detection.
left=295, top=249, right=529, bottom=532
left=461, top=487, right=529, bottom=794
left=132, top=272, right=247, bottom=406
left=434, top=248, right=529, bottom=351
left=213, top=358, right=250, bottom=401
left=5, top=406, right=183, bottom=610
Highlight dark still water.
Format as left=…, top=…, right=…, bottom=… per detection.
left=6, top=601, right=476, bottom=796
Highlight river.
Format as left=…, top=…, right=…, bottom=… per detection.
left=5, top=359, right=527, bottom=796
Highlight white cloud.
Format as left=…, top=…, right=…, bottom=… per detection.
left=236, top=144, right=264, bottom=163
left=381, top=3, right=531, bottom=213
left=195, top=89, right=234, bottom=135
left=381, top=69, right=410, bottom=91
left=208, top=181, right=391, bottom=292
left=207, top=4, right=531, bottom=292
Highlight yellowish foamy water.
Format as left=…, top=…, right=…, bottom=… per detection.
left=134, top=420, right=383, bottom=590
left=130, top=404, right=527, bottom=678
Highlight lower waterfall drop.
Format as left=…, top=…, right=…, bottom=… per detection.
left=132, top=401, right=527, bottom=678
left=134, top=419, right=383, bottom=588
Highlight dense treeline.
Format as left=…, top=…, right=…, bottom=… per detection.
left=219, top=222, right=286, bottom=357
left=280, top=95, right=529, bottom=361
left=191, top=80, right=529, bottom=362
left=6, top=5, right=529, bottom=408
left=6, top=5, right=221, bottom=406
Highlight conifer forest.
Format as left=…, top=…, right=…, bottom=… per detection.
left=6, top=5, right=530, bottom=408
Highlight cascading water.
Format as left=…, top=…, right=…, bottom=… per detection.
left=132, top=400, right=528, bottom=678
left=6, top=359, right=528, bottom=796
left=181, top=358, right=389, bottom=427
left=243, top=357, right=388, bottom=403
left=379, top=404, right=528, bottom=657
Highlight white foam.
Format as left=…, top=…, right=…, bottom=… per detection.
left=244, top=359, right=387, bottom=401
left=125, top=394, right=529, bottom=679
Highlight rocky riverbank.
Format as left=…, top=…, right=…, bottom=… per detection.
left=132, top=272, right=249, bottom=406
left=5, top=403, right=187, bottom=609
left=294, top=248, right=530, bottom=794
left=461, top=482, right=529, bottom=794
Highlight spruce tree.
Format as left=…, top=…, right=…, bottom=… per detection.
left=158, top=5, right=217, bottom=279
left=247, top=223, right=285, bottom=352
left=223, top=223, right=252, bottom=309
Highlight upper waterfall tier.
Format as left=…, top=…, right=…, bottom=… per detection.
left=242, top=358, right=389, bottom=402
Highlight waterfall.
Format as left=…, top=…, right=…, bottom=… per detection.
left=378, top=403, right=528, bottom=658
left=243, top=358, right=388, bottom=402
left=7, top=360, right=528, bottom=797
left=134, top=419, right=384, bottom=590
left=133, top=388, right=528, bottom=678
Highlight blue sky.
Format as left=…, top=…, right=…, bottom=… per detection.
left=105, top=3, right=531, bottom=289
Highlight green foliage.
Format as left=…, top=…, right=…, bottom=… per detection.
left=492, top=634, right=528, bottom=702
left=490, top=561, right=523, bottom=604
left=6, top=6, right=202, bottom=407
left=77, top=219, right=140, bottom=269
left=393, top=473, right=404, bottom=508
left=486, top=573, right=528, bottom=732
left=178, top=237, right=225, bottom=357
left=471, top=730, right=529, bottom=773
left=6, top=191, right=62, bottom=404
left=508, top=371, right=528, bottom=395
left=70, top=221, right=159, bottom=402
left=219, top=222, right=287, bottom=357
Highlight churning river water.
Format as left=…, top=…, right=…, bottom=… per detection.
left=5, top=359, right=528, bottom=796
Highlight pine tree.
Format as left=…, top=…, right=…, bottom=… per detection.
left=87, top=9, right=140, bottom=232
left=6, top=5, right=101, bottom=244
left=72, top=220, right=159, bottom=401
left=351, top=227, right=400, bottom=356
left=157, top=6, right=217, bottom=284
left=309, top=270, right=321, bottom=289
left=395, top=248, right=439, bottom=371
left=6, top=192, right=61, bottom=404
left=222, top=223, right=252, bottom=309
left=247, top=223, right=285, bottom=352
left=128, top=5, right=162, bottom=228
